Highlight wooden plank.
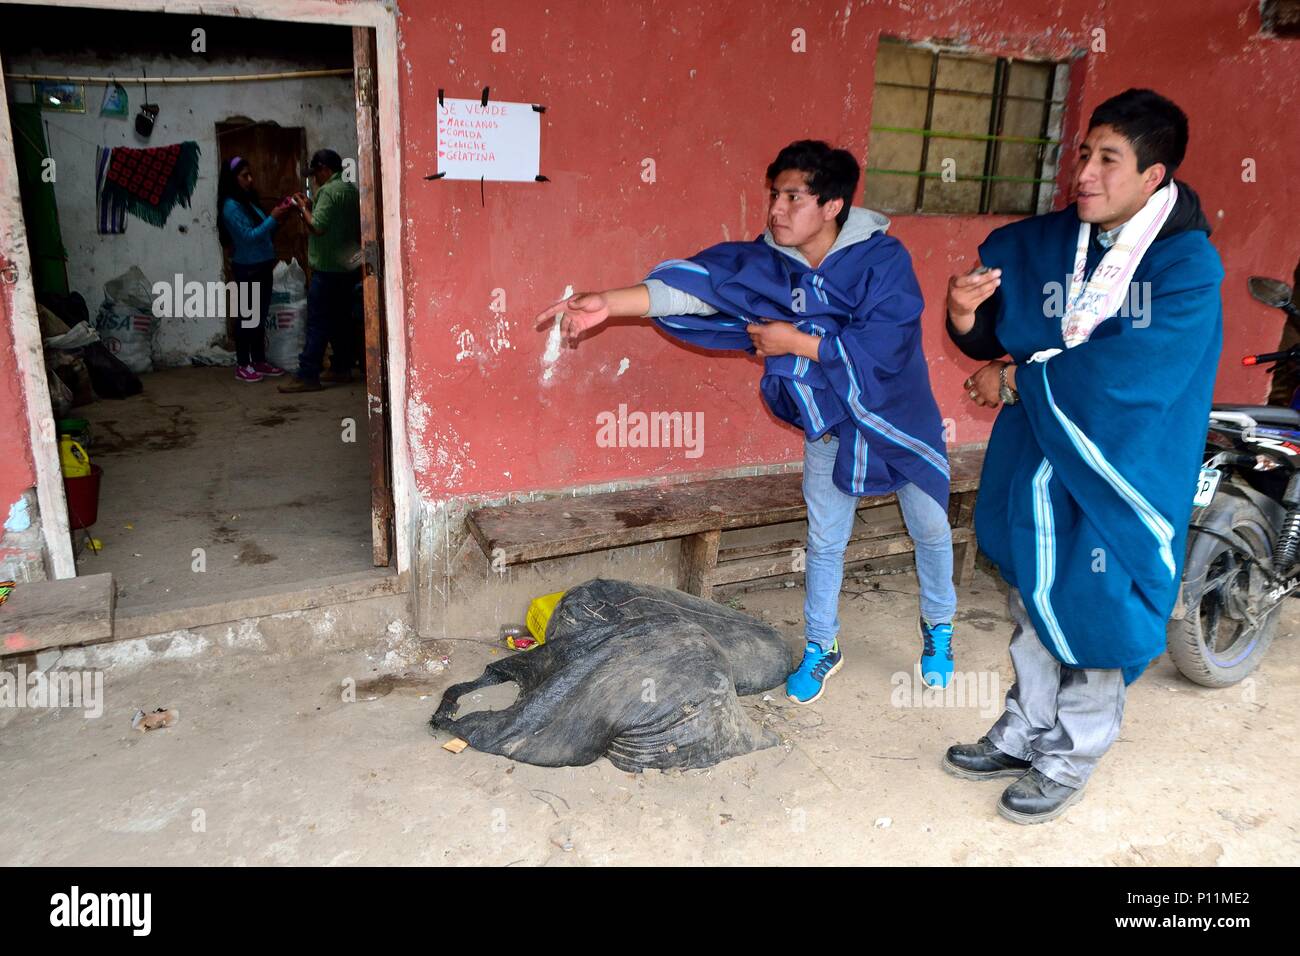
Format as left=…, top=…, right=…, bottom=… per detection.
left=354, top=26, right=393, bottom=567
left=0, top=572, right=114, bottom=655
left=950, top=487, right=977, bottom=529
left=718, top=537, right=807, bottom=565
left=468, top=473, right=801, bottom=563
left=955, top=529, right=978, bottom=586
left=716, top=521, right=910, bottom=565
left=709, top=533, right=921, bottom=587
left=710, top=527, right=975, bottom=590
left=679, top=530, right=721, bottom=599
left=468, top=446, right=984, bottom=563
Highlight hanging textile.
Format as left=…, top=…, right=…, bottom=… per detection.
left=95, top=146, right=127, bottom=234
left=101, top=141, right=201, bottom=228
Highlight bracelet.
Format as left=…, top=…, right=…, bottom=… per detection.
left=998, top=363, right=1019, bottom=405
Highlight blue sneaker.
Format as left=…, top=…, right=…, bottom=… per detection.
left=917, top=619, right=954, bottom=689
left=786, top=639, right=843, bottom=705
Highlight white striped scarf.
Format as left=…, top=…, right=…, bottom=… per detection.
left=95, top=146, right=127, bottom=235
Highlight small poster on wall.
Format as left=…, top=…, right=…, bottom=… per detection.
left=100, top=82, right=129, bottom=118
left=435, top=97, right=540, bottom=182
left=34, top=82, right=86, bottom=113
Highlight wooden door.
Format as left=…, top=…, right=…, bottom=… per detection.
left=216, top=120, right=308, bottom=267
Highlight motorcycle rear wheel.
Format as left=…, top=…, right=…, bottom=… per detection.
left=1168, top=493, right=1281, bottom=687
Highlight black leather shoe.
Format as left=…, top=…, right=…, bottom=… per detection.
left=942, top=737, right=1032, bottom=780
left=997, top=768, right=1084, bottom=825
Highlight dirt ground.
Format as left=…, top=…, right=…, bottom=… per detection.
left=1, top=567, right=1296, bottom=866
left=72, top=366, right=372, bottom=612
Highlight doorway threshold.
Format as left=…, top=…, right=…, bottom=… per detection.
left=114, top=567, right=408, bottom=641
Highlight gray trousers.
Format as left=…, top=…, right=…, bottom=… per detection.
left=985, top=588, right=1127, bottom=789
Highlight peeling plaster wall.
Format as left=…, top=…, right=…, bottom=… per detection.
left=399, top=0, right=1298, bottom=506
left=398, top=0, right=1076, bottom=505
left=398, top=0, right=1300, bottom=633
left=1, top=489, right=46, bottom=582
left=0, top=281, right=40, bottom=550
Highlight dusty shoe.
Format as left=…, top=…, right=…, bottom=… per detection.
left=278, top=376, right=322, bottom=393
left=942, top=736, right=1032, bottom=780
left=321, top=368, right=353, bottom=384
left=997, top=768, right=1084, bottom=825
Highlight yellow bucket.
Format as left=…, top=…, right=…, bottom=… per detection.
left=525, top=590, right=566, bottom=643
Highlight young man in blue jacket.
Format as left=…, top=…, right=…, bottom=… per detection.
left=943, top=90, right=1223, bottom=823
left=536, top=140, right=957, bottom=704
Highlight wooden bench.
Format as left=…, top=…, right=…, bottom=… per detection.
left=467, top=446, right=985, bottom=601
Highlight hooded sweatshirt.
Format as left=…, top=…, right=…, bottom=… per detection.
left=642, top=207, right=951, bottom=509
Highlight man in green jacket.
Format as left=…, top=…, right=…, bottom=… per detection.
left=280, top=148, right=362, bottom=392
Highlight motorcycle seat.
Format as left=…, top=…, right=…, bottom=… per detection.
left=1211, top=403, right=1300, bottom=428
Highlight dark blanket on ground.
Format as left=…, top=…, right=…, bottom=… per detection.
left=430, top=579, right=793, bottom=772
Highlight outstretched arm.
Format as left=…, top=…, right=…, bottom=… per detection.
left=533, top=284, right=651, bottom=343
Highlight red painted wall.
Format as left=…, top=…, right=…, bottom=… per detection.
left=398, top=0, right=1300, bottom=502
left=1, top=1, right=1296, bottom=539
left=0, top=278, right=37, bottom=524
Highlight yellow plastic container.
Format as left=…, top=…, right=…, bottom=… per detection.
left=59, top=436, right=91, bottom=478
left=525, top=590, right=567, bottom=643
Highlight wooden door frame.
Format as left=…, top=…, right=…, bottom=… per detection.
left=0, top=0, right=412, bottom=579
left=352, top=27, right=392, bottom=565
left=0, top=91, right=74, bottom=578
left=215, top=120, right=311, bottom=276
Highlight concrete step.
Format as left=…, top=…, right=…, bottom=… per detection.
left=114, top=567, right=408, bottom=640
left=3, top=569, right=413, bottom=672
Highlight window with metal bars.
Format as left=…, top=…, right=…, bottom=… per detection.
left=863, top=38, right=1071, bottom=216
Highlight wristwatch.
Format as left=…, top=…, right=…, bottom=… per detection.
left=998, top=363, right=1019, bottom=406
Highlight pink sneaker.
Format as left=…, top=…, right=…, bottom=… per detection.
left=253, top=361, right=285, bottom=377
left=235, top=365, right=264, bottom=383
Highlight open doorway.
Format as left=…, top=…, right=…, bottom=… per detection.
left=0, top=3, right=397, bottom=616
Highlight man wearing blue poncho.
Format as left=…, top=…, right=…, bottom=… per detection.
left=942, top=90, right=1223, bottom=824
left=535, top=141, right=958, bottom=705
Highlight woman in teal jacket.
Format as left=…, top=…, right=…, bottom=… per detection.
left=218, top=156, right=292, bottom=382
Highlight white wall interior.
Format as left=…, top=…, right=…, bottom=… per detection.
left=6, top=37, right=357, bottom=366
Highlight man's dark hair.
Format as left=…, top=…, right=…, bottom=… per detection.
left=766, top=140, right=861, bottom=228
left=1087, top=89, right=1189, bottom=188
left=308, top=148, right=344, bottom=174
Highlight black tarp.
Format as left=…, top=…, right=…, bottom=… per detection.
left=431, top=579, right=794, bottom=771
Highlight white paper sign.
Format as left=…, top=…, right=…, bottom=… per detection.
left=436, top=97, right=540, bottom=182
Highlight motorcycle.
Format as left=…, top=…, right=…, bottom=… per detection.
left=1168, top=274, right=1300, bottom=687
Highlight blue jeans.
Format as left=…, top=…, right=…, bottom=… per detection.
left=298, top=269, right=362, bottom=381
left=803, top=435, right=956, bottom=650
